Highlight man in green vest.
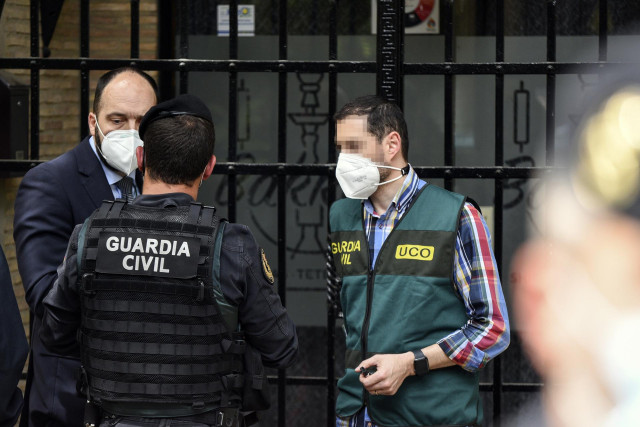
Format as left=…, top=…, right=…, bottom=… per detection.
left=329, top=95, right=510, bottom=427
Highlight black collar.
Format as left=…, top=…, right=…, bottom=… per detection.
left=131, top=192, right=195, bottom=208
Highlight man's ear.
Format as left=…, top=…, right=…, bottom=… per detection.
left=202, top=155, right=216, bottom=180
left=88, top=112, right=97, bottom=138
left=384, top=131, right=402, bottom=162
left=136, top=146, right=145, bottom=172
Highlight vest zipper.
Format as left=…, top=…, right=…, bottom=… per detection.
left=359, top=190, right=425, bottom=410
left=361, top=267, right=374, bottom=408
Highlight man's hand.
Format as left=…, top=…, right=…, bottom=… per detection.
left=357, top=352, right=414, bottom=396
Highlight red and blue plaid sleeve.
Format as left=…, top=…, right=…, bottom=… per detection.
left=437, top=202, right=510, bottom=371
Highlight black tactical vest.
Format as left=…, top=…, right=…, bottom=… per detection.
left=76, top=200, right=245, bottom=415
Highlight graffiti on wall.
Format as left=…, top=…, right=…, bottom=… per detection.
left=214, top=73, right=331, bottom=261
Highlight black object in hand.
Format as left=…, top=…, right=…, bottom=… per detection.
left=360, top=366, right=377, bottom=377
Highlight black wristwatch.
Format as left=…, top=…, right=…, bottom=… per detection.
left=412, top=349, right=430, bottom=376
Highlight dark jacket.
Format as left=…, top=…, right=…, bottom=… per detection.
left=13, top=137, right=115, bottom=427
left=0, top=245, right=29, bottom=427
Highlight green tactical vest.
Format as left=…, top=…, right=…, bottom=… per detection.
left=329, top=184, right=482, bottom=427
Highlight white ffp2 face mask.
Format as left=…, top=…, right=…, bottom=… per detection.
left=335, top=152, right=406, bottom=199
left=94, top=117, right=144, bottom=176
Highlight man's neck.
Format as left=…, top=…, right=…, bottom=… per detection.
left=142, top=179, right=199, bottom=200
left=369, top=165, right=407, bottom=214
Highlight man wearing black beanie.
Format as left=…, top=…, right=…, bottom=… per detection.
left=39, top=94, right=298, bottom=427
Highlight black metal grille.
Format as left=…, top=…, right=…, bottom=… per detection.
left=1, top=0, right=627, bottom=425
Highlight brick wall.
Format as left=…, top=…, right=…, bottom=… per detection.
left=0, top=0, right=158, bottom=403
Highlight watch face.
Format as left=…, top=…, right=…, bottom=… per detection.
left=413, top=350, right=429, bottom=376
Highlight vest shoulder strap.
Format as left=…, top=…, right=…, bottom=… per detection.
left=210, top=219, right=239, bottom=332
left=77, top=199, right=117, bottom=272
left=398, top=184, right=466, bottom=232
left=329, top=198, right=363, bottom=232
left=76, top=218, right=91, bottom=273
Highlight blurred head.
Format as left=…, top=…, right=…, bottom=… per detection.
left=512, top=75, right=640, bottom=427
left=335, top=95, right=409, bottom=163
left=334, top=96, right=410, bottom=199
left=137, top=94, right=216, bottom=187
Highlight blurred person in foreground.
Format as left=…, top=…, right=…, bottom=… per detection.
left=512, top=74, right=640, bottom=427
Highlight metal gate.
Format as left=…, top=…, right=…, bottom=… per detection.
left=1, top=0, right=629, bottom=425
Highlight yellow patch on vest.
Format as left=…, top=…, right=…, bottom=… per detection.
left=261, top=249, right=275, bottom=284
left=331, top=240, right=361, bottom=254
left=395, top=244, right=434, bottom=261
left=332, top=240, right=361, bottom=265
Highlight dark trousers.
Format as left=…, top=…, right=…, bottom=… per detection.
left=99, top=418, right=219, bottom=427
left=98, top=409, right=240, bottom=427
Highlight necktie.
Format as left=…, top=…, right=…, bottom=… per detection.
left=115, top=176, right=135, bottom=202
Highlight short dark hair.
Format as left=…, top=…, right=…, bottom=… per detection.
left=334, top=95, right=409, bottom=161
left=143, top=115, right=215, bottom=186
left=93, top=67, right=158, bottom=114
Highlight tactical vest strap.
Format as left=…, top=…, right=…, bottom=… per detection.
left=94, top=199, right=126, bottom=220
left=94, top=200, right=116, bottom=219
left=84, top=355, right=242, bottom=377
left=110, top=199, right=126, bottom=217
left=199, top=202, right=214, bottom=226
left=83, top=298, right=218, bottom=317
left=83, top=276, right=206, bottom=299
left=82, top=317, right=228, bottom=337
left=211, top=221, right=239, bottom=331
left=89, top=377, right=229, bottom=396
left=188, top=202, right=203, bottom=224
left=81, top=334, right=233, bottom=357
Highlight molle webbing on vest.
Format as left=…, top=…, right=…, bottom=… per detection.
left=78, top=200, right=243, bottom=410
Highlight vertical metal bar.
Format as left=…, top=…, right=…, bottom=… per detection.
left=80, top=0, right=89, bottom=139
left=599, top=0, right=608, bottom=61
left=130, top=0, right=140, bottom=59
left=157, top=0, right=175, bottom=101
left=179, top=0, right=189, bottom=94
left=271, top=0, right=278, bottom=35
left=30, top=0, right=39, bottom=160
left=277, top=0, right=288, bottom=425
left=327, top=2, right=338, bottom=425
left=80, top=0, right=90, bottom=58
left=27, top=0, right=44, bottom=367
left=349, top=0, right=356, bottom=35
left=443, top=0, right=454, bottom=191
left=376, top=0, right=404, bottom=107
left=229, top=0, right=238, bottom=59
left=493, top=1, right=504, bottom=425
left=227, top=0, right=238, bottom=223
left=310, top=0, right=319, bottom=35
left=546, top=0, right=556, bottom=166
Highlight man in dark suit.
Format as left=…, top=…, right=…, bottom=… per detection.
left=0, top=245, right=29, bottom=427
left=13, top=67, right=157, bottom=427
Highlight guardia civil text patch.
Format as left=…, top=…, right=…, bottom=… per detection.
left=95, top=232, right=200, bottom=279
